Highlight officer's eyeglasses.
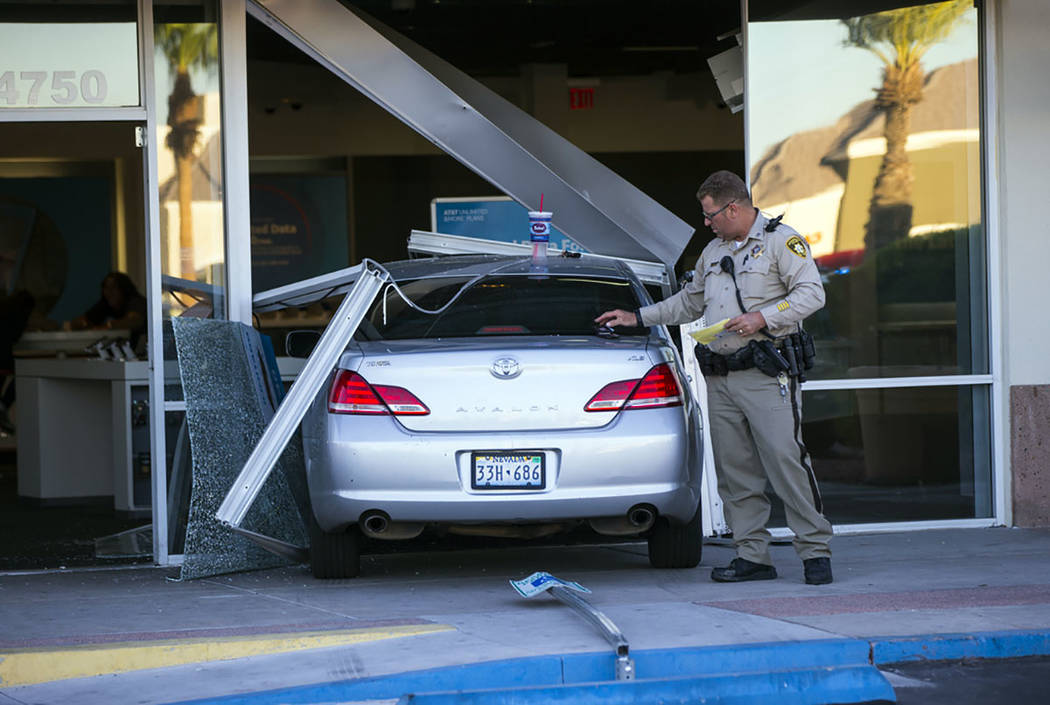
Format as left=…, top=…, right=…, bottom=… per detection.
left=701, top=199, right=736, bottom=221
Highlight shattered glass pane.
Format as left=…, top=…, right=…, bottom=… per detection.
left=172, top=318, right=310, bottom=579
left=95, top=525, right=152, bottom=559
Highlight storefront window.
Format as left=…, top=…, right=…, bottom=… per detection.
left=795, top=385, right=993, bottom=523
left=747, top=0, right=985, bottom=379
left=747, top=0, right=991, bottom=525
left=0, top=2, right=139, bottom=109
left=153, top=1, right=225, bottom=553
left=153, top=2, right=226, bottom=344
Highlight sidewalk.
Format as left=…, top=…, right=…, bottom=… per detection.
left=2, top=527, right=1049, bottom=704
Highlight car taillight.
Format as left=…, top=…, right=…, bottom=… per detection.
left=584, top=363, right=683, bottom=412
left=626, top=363, right=684, bottom=409
left=372, top=383, right=430, bottom=415
left=583, top=379, right=637, bottom=412
left=328, top=370, right=430, bottom=416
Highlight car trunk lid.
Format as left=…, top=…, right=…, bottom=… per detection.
left=340, top=337, right=662, bottom=432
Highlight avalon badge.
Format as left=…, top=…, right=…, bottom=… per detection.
left=490, top=356, right=521, bottom=379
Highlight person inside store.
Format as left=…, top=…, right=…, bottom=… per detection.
left=67, top=271, right=148, bottom=353
left=594, top=169, right=834, bottom=585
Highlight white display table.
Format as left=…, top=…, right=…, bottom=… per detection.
left=15, top=358, right=150, bottom=514
left=14, top=352, right=307, bottom=515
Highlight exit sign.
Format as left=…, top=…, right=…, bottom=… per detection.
left=569, top=86, right=594, bottom=110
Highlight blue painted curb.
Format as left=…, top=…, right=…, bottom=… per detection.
left=398, top=666, right=894, bottom=705
left=169, top=628, right=1050, bottom=705
left=871, top=629, right=1050, bottom=665
left=566, top=638, right=873, bottom=683
left=169, top=639, right=881, bottom=705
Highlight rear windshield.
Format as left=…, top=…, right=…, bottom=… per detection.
left=364, top=275, right=649, bottom=340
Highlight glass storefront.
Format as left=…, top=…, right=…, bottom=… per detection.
left=0, top=0, right=1001, bottom=568
left=153, top=3, right=226, bottom=320
left=796, top=385, right=992, bottom=523
left=151, top=0, right=226, bottom=554
left=746, top=0, right=992, bottom=522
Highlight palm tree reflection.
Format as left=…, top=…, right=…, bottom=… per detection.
left=843, top=0, right=970, bottom=253
left=155, top=23, right=218, bottom=279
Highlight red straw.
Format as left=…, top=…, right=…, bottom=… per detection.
left=539, top=194, right=543, bottom=211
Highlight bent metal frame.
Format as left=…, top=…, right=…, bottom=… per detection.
left=214, top=262, right=389, bottom=559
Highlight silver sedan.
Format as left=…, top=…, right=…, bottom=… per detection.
left=301, top=254, right=704, bottom=578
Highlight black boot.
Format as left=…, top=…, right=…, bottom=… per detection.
left=711, top=557, right=777, bottom=583
left=803, top=557, right=833, bottom=585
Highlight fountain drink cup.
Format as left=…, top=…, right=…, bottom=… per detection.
left=528, top=210, right=552, bottom=265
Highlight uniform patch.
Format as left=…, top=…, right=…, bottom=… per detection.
left=776, top=301, right=790, bottom=312
left=786, top=235, right=808, bottom=258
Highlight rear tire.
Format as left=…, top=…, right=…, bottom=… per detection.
left=310, top=521, right=362, bottom=579
left=647, top=503, right=702, bottom=569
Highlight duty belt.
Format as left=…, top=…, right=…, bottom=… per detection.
left=695, top=339, right=792, bottom=378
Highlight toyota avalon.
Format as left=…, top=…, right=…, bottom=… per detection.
left=300, top=253, right=704, bottom=578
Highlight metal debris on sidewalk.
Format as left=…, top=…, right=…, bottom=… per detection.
left=510, top=571, right=634, bottom=680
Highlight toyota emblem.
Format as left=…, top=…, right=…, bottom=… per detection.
left=490, top=357, right=521, bottom=379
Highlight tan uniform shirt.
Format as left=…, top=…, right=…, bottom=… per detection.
left=638, top=210, right=825, bottom=355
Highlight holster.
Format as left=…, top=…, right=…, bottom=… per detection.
left=749, top=340, right=790, bottom=378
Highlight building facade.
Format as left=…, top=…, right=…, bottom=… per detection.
left=1, top=0, right=1046, bottom=566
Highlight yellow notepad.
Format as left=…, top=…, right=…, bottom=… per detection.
left=689, top=318, right=729, bottom=345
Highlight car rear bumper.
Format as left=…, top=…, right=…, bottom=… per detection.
left=305, top=407, right=702, bottom=532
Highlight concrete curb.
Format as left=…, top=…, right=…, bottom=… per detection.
left=401, top=666, right=894, bottom=705
left=167, top=628, right=1050, bottom=705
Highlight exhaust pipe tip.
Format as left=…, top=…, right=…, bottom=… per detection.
left=361, top=511, right=389, bottom=537
left=589, top=505, right=657, bottom=537
left=628, top=504, right=656, bottom=528
left=358, top=511, right=424, bottom=540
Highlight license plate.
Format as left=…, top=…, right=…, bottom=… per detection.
left=471, top=452, right=546, bottom=490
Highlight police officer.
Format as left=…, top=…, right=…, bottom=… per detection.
left=596, top=170, right=833, bottom=585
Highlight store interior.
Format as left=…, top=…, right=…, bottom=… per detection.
left=0, top=121, right=151, bottom=568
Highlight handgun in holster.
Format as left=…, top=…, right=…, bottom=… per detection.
left=749, top=340, right=790, bottom=378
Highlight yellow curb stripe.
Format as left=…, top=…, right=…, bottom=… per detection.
left=0, top=623, right=453, bottom=687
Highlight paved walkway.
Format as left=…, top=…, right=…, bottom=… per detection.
left=1, top=527, right=1049, bottom=704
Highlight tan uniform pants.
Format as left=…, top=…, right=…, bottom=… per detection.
left=705, top=367, right=832, bottom=565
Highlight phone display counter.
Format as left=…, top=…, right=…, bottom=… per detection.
left=15, top=358, right=150, bottom=514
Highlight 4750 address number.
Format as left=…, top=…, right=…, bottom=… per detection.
left=1, top=70, right=109, bottom=106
